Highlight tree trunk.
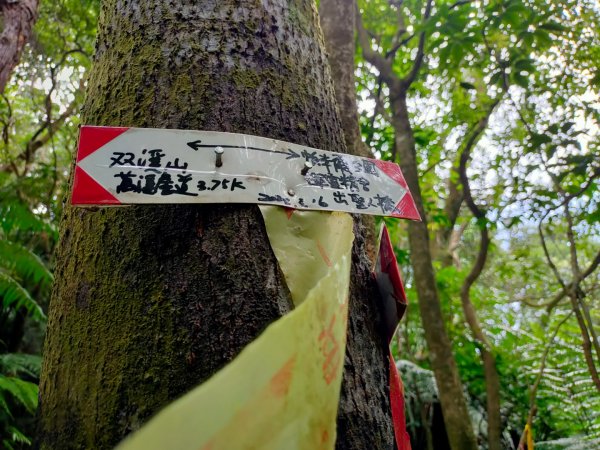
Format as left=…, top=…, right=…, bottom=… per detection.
left=390, top=92, right=478, bottom=450
left=318, top=0, right=369, bottom=160
left=318, top=0, right=377, bottom=263
left=458, top=115, right=503, bottom=450
left=37, top=1, right=393, bottom=448
left=354, top=7, right=478, bottom=448
left=0, top=0, right=39, bottom=93
left=434, top=166, right=463, bottom=267
left=318, top=2, right=393, bottom=447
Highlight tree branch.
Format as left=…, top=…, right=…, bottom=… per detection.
left=543, top=249, right=600, bottom=312
left=385, top=33, right=416, bottom=59
left=458, top=113, right=504, bottom=448
left=456, top=100, right=503, bottom=348
left=0, top=77, right=84, bottom=175
left=368, top=82, right=392, bottom=123
left=450, top=0, right=474, bottom=10
left=364, top=76, right=383, bottom=147
left=538, top=211, right=567, bottom=290
left=385, top=1, right=409, bottom=59
left=355, top=4, right=401, bottom=93
left=402, top=0, right=433, bottom=88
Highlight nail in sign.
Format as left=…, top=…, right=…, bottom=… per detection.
left=72, top=126, right=420, bottom=219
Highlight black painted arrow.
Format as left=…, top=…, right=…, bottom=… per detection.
left=186, top=141, right=302, bottom=159
left=187, top=140, right=203, bottom=151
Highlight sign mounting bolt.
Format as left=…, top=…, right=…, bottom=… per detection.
left=288, top=188, right=295, bottom=196
left=214, top=146, right=224, bottom=167
left=301, top=160, right=313, bottom=176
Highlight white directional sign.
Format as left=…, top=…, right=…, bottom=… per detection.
left=72, top=126, right=420, bottom=219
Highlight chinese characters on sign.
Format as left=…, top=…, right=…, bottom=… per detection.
left=73, top=126, right=420, bottom=219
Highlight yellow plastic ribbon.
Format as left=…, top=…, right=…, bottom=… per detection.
left=524, top=423, right=534, bottom=450
left=116, top=208, right=354, bottom=450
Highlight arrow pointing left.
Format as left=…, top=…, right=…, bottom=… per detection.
left=187, top=140, right=203, bottom=151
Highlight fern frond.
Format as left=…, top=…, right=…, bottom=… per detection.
left=0, top=354, right=42, bottom=379
left=0, top=271, right=45, bottom=321
left=0, top=375, right=38, bottom=414
left=0, top=392, right=10, bottom=416
left=397, top=359, right=439, bottom=402
left=0, top=201, right=56, bottom=238
left=537, top=436, right=600, bottom=449
left=7, top=425, right=32, bottom=445
left=0, top=240, right=53, bottom=294
left=1, top=438, right=15, bottom=450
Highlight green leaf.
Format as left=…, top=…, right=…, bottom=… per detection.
left=450, top=42, right=464, bottom=64
left=548, top=124, right=560, bottom=134
left=0, top=375, right=38, bottom=414
left=0, top=271, right=46, bottom=321
left=561, top=122, right=575, bottom=133
left=0, top=240, right=53, bottom=294
left=0, top=392, right=11, bottom=415
left=0, top=202, right=55, bottom=237
left=586, top=209, right=600, bottom=225
left=512, top=72, right=529, bottom=88
left=519, top=30, right=535, bottom=48
left=546, top=145, right=558, bottom=158
left=503, top=10, right=523, bottom=28
left=533, top=29, right=553, bottom=49
left=531, top=132, right=552, bottom=147
left=0, top=354, right=42, bottom=379
left=539, top=21, right=567, bottom=33
left=565, top=154, right=593, bottom=166
left=1, top=439, right=15, bottom=450
left=7, top=425, right=32, bottom=445
left=514, top=58, right=536, bottom=73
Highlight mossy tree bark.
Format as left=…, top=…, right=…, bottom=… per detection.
left=0, top=0, right=39, bottom=93
left=37, top=1, right=393, bottom=449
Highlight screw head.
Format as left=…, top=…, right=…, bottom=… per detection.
left=214, top=146, right=224, bottom=155
left=287, top=189, right=295, bottom=196
left=301, top=160, right=313, bottom=175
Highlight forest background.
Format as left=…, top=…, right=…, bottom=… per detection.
left=0, top=0, right=598, bottom=449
